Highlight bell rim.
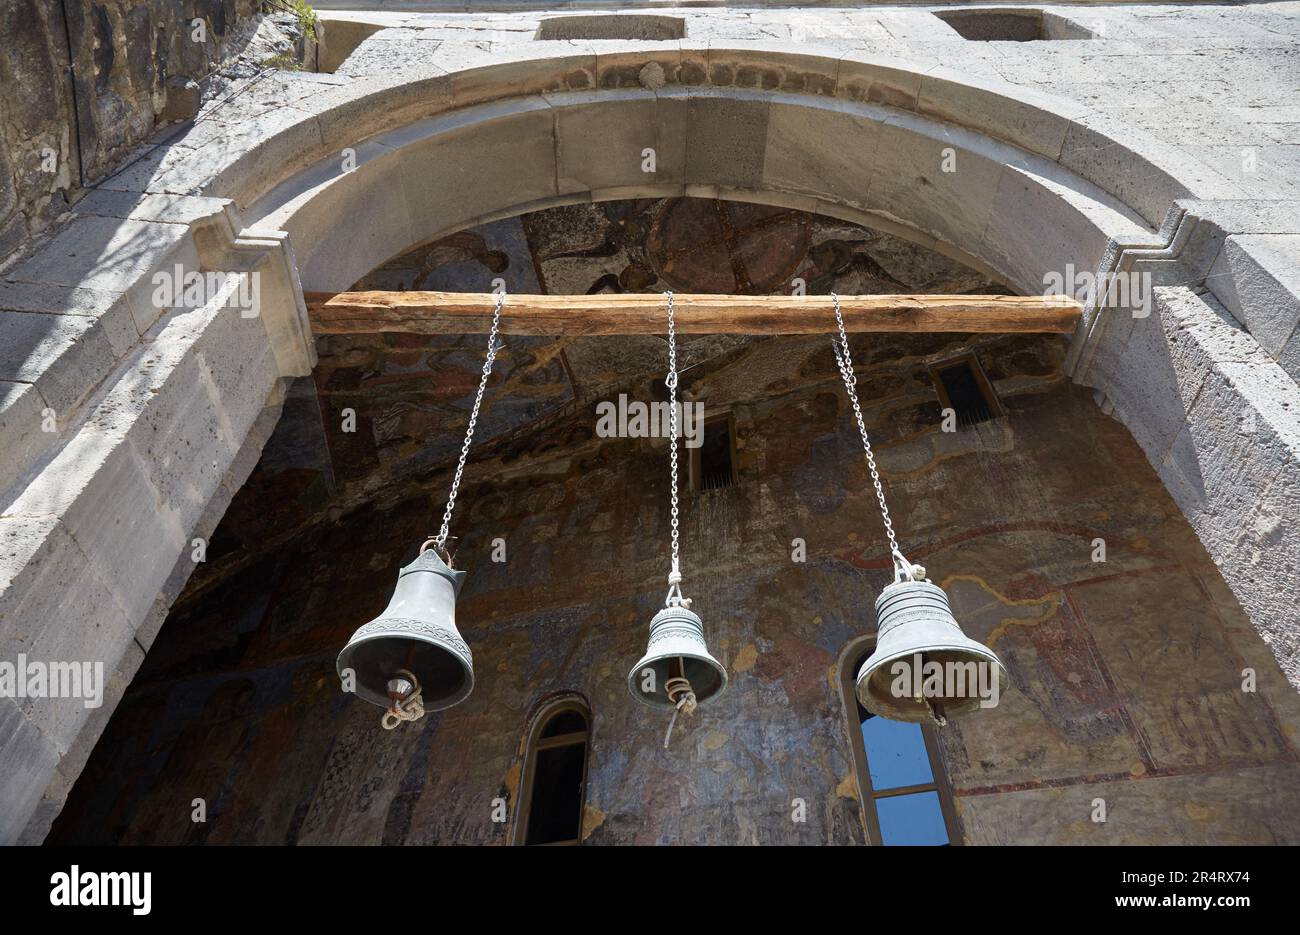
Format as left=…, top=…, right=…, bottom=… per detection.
left=625, top=650, right=730, bottom=710
left=854, top=643, right=1008, bottom=721
left=336, top=626, right=476, bottom=712
left=856, top=692, right=991, bottom=723
left=855, top=643, right=1008, bottom=688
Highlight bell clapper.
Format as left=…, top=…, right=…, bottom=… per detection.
left=927, top=699, right=948, bottom=728
left=381, top=668, right=426, bottom=730
left=663, top=663, right=699, bottom=748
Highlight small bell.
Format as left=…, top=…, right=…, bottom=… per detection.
left=855, top=575, right=1007, bottom=724
left=627, top=604, right=728, bottom=709
left=337, top=546, right=473, bottom=714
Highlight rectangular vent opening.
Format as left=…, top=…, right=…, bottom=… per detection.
left=932, top=355, right=1001, bottom=428
left=691, top=413, right=737, bottom=492
left=535, top=15, right=686, bottom=42
left=934, top=9, right=1096, bottom=42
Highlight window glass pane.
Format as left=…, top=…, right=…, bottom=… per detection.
left=875, top=791, right=949, bottom=846
left=860, top=714, right=935, bottom=790
left=524, top=742, right=586, bottom=845
left=540, top=709, right=587, bottom=737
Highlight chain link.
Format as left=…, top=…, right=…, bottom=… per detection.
left=665, top=292, right=682, bottom=586
left=830, top=293, right=901, bottom=558
left=433, top=290, right=507, bottom=556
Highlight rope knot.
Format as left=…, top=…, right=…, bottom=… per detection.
left=662, top=675, right=698, bottom=748
left=381, top=669, right=426, bottom=730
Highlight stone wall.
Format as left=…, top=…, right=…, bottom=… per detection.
left=0, top=1, right=299, bottom=269
left=49, top=326, right=1300, bottom=844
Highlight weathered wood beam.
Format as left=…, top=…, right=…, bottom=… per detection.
left=304, top=291, right=1081, bottom=335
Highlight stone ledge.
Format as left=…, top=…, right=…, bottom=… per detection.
left=1207, top=234, right=1300, bottom=381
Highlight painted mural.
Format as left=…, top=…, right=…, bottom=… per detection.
left=48, top=200, right=1300, bottom=845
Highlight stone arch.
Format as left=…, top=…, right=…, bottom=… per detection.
left=244, top=87, right=1152, bottom=297
left=3, top=46, right=1296, bottom=844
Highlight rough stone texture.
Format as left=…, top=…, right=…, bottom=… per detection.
left=0, top=1, right=270, bottom=270
left=1208, top=234, right=1300, bottom=379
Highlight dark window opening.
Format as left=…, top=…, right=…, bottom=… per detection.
left=691, top=413, right=737, bottom=491
left=932, top=355, right=1001, bottom=428
left=935, top=9, right=1096, bottom=43
left=524, top=743, right=586, bottom=845
left=517, top=702, right=590, bottom=846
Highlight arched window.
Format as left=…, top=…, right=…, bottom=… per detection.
left=838, top=638, right=960, bottom=845
left=513, top=696, right=591, bottom=846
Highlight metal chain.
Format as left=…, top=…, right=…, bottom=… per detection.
left=664, top=292, right=684, bottom=601
left=433, top=290, right=507, bottom=555
left=830, top=293, right=902, bottom=561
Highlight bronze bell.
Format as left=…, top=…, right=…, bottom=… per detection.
left=627, top=604, right=728, bottom=709
left=856, top=576, right=1008, bottom=724
left=337, top=546, right=473, bottom=713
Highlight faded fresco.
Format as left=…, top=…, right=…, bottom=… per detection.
left=49, top=200, right=1300, bottom=845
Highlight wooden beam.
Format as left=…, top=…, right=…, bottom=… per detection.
left=304, top=291, right=1082, bottom=335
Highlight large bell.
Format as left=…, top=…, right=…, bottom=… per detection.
left=856, top=578, right=1007, bottom=723
left=337, top=547, right=473, bottom=712
left=627, top=604, right=728, bottom=709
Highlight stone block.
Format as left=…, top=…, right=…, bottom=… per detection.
left=1207, top=235, right=1300, bottom=370
left=866, top=115, right=1004, bottom=257
left=0, top=310, right=116, bottom=413
left=275, top=141, right=415, bottom=292
left=762, top=97, right=880, bottom=213
left=449, top=50, right=597, bottom=109
left=318, top=16, right=387, bottom=74
left=980, top=162, right=1122, bottom=295
left=73, top=190, right=232, bottom=228
left=0, top=381, right=51, bottom=500
left=0, top=697, right=60, bottom=845
left=677, top=88, right=770, bottom=191
left=6, top=422, right=185, bottom=628
left=392, top=99, right=559, bottom=264
left=1181, top=199, right=1300, bottom=236
left=917, top=69, right=1082, bottom=160
left=1059, top=116, right=1186, bottom=226
left=8, top=215, right=187, bottom=296
left=160, top=76, right=201, bottom=124
left=16, top=636, right=144, bottom=845
left=550, top=89, right=677, bottom=194
left=7, top=214, right=198, bottom=338
left=1061, top=113, right=1251, bottom=227
left=304, top=70, right=454, bottom=156
left=94, top=141, right=199, bottom=196
left=197, top=105, right=328, bottom=207
left=0, top=280, right=140, bottom=357
left=0, top=513, right=137, bottom=758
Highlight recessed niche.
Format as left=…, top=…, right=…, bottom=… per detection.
left=935, top=9, right=1097, bottom=42
left=535, top=15, right=686, bottom=42
left=691, top=412, right=738, bottom=492
left=930, top=354, right=1002, bottom=427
